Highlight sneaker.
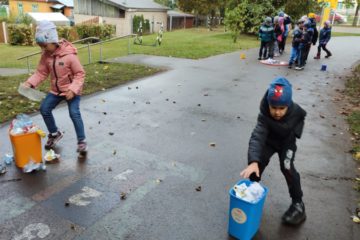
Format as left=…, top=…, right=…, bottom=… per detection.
left=77, top=141, right=88, bottom=153
left=45, top=131, right=63, bottom=150
left=295, top=66, right=304, bottom=71
left=282, top=202, right=306, bottom=225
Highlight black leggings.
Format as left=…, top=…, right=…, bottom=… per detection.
left=317, top=43, right=331, bottom=56
left=249, top=144, right=303, bottom=202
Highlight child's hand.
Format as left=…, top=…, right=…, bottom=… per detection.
left=64, top=90, right=75, bottom=100
left=22, top=82, right=32, bottom=88
left=240, top=162, right=260, bottom=179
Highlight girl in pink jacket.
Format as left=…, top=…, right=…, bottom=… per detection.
left=23, top=20, right=87, bottom=154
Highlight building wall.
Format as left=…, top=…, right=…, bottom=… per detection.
left=127, top=11, right=167, bottom=33
left=74, top=0, right=121, bottom=18
left=10, top=0, right=51, bottom=16
left=9, top=0, right=73, bottom=17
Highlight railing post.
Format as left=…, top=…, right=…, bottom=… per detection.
left=87, top=42, right=91, bottom=64
left=26, top=57, right=30, bottom=74
left=128, top=35, right=130, bottom=55
left=100, top=41, right=103, bottom=62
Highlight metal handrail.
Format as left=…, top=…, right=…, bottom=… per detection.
left=17, top=37, right=101, bottom=60
left=16, top=34, right=138, bottom=72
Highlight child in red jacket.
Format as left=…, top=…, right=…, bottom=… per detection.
left=23, top=20, right=87, bottom=154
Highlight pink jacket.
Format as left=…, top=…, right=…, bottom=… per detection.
left=27, top=39, right=85, bottom=96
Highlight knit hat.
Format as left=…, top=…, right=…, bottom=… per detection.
left=274, top=16, right=279, bottom=23
left=278, top=11, right=285, bottom=17
left=267, top=77, right=292, bottom=107
left=308, top=12, right=316, bottom=19
left=265, top=17, right=272, bottom=23
left=35, top=20, right=58, bottom=44
left=324, top=20, right=331, bottom=27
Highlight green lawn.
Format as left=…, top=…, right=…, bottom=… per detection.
left=0, top=28, right=259, bottom=69
left=0, top=62, right=162, bottom=123
left=332, top=32, right=360, bottom=37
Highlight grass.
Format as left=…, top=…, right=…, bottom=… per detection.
left=0, top=62, right=162, bottom=123
left=332, top=32, right=360, bottom=37
left=345, top=63, right=360, bottom=154
left=0, top=28, right=259, bottom=69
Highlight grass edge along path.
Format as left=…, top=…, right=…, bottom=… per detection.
left=0, top=62, right=162, bottom=123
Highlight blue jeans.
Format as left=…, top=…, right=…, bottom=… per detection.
left=289, top=46, right=299, bottom=65
left=40, top=93, right=86, bottom=142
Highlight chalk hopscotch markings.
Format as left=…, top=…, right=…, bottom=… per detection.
left=12, top=223, right=50, bottom=240
left=113, top=169, right=134, bottom=181
left=69, top=186, right=102, bottom=206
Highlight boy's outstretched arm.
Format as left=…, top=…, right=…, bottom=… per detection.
left=240, top=114, right=268, bottom=178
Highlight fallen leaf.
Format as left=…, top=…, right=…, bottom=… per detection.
left=133, top=101, right=136, bottom=104
left=173, top=101, right=176, bottom=104
left=355, top=152, right=360, bottom=160
left=155, top=179, right=162, bottom=184
left=102, top=99, right=106, bottom=102
left=64, top=202, right=70, bottom=207
left=113, top=150, right=117, bottom=155
left=201, top=119, right=206, bottom=122
left=332, top=124, right=336, bottom=128
left=197, top=104, right=201, bottom=107
left=166, top=98, right=169, bottom=101
left=320, top=114, right=325, bottom=119
left=204, top=93, right=209, bottom=96
left=103, top=112, right=107, bottom=115
left=296, top=88, right=302, bottom=90
left=209, top=142, right=216, bottom=147
left=146, top=101, right=150, bottom=104
left=109, top=132, right=114, bottom=136
left=120, top=192, right=127, bottom=200
left=136, top=86, right=139, bottom=89
left=70, top=224, right=75, bottom=230
left=103, top=65, right=109, bottom=70
left=196, top=186, right=202, bottom=192
left=108, top=167, right=112, bottom=172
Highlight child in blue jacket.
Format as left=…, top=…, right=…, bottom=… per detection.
left=258, top=17, right=275, bottom=60
left=314, top=21, right=332, bottom=59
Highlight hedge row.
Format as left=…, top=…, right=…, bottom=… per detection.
left=7, top=24, right=115, bottom=46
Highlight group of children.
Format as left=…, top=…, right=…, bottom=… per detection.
left=258, top=12, right=332, bottom=71
left=258, top=11, right=292, bottom=60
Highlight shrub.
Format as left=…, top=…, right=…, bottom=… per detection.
left=75, top=24, right=115, bottom=42
left=7, top=24, right=34, bottom=45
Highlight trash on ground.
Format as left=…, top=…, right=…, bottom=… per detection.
left=44, top=149, right=60, bottom=162
left=18, top=83, right=46, bottom=102
left=233, top=182, right=265, bottom=203
left=3, top=153, right=14, bottom=165
left=351, top=215, right=360, bottom=223
left=23, top=159, right=45, bottom=173
left=0, top=164, right=7, bottom=175
left=209, top=142, right=216, bottom=147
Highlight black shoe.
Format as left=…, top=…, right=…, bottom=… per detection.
left=325, top=53, right=332, bottom=58
left=282, top=202, right=306, bottom=225
left=258, top=57, right=262, bottom=60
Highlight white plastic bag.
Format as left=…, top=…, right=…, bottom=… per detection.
left=18, top=83, right=46, bottom=102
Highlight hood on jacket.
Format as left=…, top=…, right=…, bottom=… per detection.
left=52, top=39, right=78, bottom=57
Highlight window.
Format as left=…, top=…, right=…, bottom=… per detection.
left=32, top=4, right=39, bottom=12
left=17, top=3, right=23, bottom=15
left=119, top=9, right=125, bottom=18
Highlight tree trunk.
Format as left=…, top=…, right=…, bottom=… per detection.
left=353, top=4, right=359, bottom=26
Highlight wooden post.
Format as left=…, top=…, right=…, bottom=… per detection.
left=2, top=21, right=7, bottom=44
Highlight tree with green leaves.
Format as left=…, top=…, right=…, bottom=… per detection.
left=225, top=0, right=276, bottom=42
left=343, top=0, right=360, bottom=26
left=283, top=0, right=321, bottom=21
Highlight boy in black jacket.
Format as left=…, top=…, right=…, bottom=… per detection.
left=240, top=77, right=307, bottom=225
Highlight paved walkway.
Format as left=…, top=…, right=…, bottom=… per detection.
left=0, top=37, right=359, bottom=240
left=0, top=68, right=29, bottom=76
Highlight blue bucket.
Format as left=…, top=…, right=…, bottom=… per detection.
left=321, top=64, right=327, bottom=71
left=228, top=180, right=268, bottom=240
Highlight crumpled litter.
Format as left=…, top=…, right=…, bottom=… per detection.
left=264, top=58, right=280, bottom=65
left=0, top=164, right=7, bottom=175
left=9, top=114, right=45, bottom=137
left=233, top=182, right=265, bottom=203
left=23, top=159, right=46, bottom=173
left=3, top=153, right=14, bottom=165
left=44, top=149, right=60, bottom=162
